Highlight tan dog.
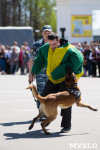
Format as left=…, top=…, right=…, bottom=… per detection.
left=26, top=68, right=97, bottom=135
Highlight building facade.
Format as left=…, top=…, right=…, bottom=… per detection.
left=56, top=0, right=100, bottom=43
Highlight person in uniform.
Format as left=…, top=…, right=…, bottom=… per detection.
left=29, top=25, right=52, bottom=108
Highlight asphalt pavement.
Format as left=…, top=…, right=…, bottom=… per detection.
left=0, top=75, right=100, bottom=150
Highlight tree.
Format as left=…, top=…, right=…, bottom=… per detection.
left=0, top=0, right=21, bottom=26
left=0, top=0, right=56, bottom=39
left=23, top=0, right=56, bottom=38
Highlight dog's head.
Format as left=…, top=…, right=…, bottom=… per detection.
left=65, top=66, right=78, bottom=87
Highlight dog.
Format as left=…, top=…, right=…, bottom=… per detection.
left=26, top=67, right=97, bottom=135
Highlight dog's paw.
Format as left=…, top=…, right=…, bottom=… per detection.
left=45, top=132, right=51, bottom=135
left=94, top=109, right=98, bottom=111
left=29, top=125, right=33, bottom=130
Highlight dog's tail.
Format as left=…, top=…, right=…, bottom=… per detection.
left=26, top=84, right=46, bottom=103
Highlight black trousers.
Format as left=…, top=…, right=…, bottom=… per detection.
left=91, top=62, right=96, bottom=76
left=41, top=80, right=72, bottom=128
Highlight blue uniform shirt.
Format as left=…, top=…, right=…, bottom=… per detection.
left=30, top=38, right=48, bottom=108
left=30, top=38, right=44, bottom=59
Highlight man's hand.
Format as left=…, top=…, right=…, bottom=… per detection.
left=28, top=74, right=36, bottom=84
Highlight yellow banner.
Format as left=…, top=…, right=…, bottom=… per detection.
left=71, top=15, right=92, bottom=37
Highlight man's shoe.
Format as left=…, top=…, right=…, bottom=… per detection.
left=61, top=127, right=71, bottom=133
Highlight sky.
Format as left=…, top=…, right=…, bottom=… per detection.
left=92, top=10, right=100, bottom=30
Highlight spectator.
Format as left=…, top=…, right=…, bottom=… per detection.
left=0, top=46, right=6, bottom=74
left=5, top=46, right=11, bottom=74
left=23, top=41, right=30, bottom=52
left=19, top=45, right=25, bottom=75
left=95, top=41, right=99, bottom=52
left=0, top=43, right=2, bottom=72
left=89, top=48, right=97, bottom=77
left=10, top=47, right=18, bottom=75
left=96, top=45, right=100, bottom=77
left=19, top=46, right=29, bottom=75
left=0, top=43, right=3, bottom=50
left=22, top=47, right=29, bottom=75
left=11, top=41, right=20, bottom=72
left=11, top=41, right=20, bottom=54
left=77, top=43, right=84, bottom=53
left=84, top=44, right=92, bottom=76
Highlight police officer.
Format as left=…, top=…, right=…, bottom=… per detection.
left=29, top=25, right=52, bottom=108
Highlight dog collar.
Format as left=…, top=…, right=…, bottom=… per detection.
left=71, top=83, right=78, bottom=87
left=66, top=83, right=78, bottom=88
left=66, top=88, right=81, bottom=100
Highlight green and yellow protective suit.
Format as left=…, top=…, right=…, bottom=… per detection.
left=31, top=41, right=83, bottom=84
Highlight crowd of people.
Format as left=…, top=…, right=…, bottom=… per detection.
left=0, top=41, right=30, bottom=75
left=76, top=40, right=100, bottom=77
left=0, top=39, right=100, bottom=77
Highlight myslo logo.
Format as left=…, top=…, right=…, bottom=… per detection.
left=69, top=143, right=97, bottom=149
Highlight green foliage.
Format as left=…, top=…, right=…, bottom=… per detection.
left=23, top=0, right=56, bottom=34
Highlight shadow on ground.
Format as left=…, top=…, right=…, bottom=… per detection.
left=0, top=120, right=32, bottom=126
left=4, top=130, right=89, bottom=140
left=1, top=120, right=89, bottom=139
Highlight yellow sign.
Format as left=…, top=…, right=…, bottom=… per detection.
left=71, top=15, right=92, bottom=37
